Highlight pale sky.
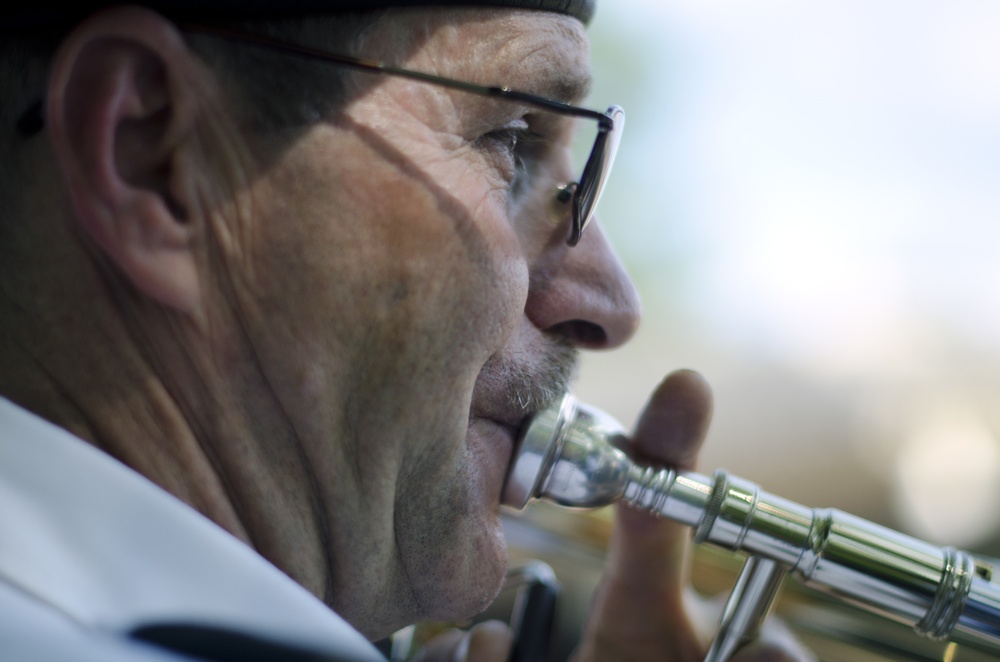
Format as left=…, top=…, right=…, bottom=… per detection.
left=577, top=0, right=1000, bottom=547
left=594, top=0, right=1000, bottom=374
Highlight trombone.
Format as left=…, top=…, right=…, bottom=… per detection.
left=503, top=394, right=1000, bottom=661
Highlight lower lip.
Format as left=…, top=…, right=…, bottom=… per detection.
left=469, top=418, right=517, bottom=503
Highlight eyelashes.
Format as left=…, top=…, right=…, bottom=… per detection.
left=474, top=118, right=552, bottom=198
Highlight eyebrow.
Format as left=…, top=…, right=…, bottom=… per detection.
left=541, top=71, right=593, bottom=105
left=500, top=49, right=592, bottom=105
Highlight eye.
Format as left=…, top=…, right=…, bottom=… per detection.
left=475, top=118, right=540, bottom=193
left=477, top=121, right=527, bottom=165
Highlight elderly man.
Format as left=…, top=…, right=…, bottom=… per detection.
left=0, top=1, right=808, bottom=660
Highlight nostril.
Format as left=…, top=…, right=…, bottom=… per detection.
left=553, top=320, right=607, bottom=348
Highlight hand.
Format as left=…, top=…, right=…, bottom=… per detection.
left=571, top=370, right=815, bottom=661
left=410, top=620, right=511, bottom=662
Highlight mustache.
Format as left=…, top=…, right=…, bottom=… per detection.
left=491, top=337, right=579, bottom=415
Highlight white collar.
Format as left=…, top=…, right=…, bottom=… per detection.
left=0, top=397, right=383, bottom=661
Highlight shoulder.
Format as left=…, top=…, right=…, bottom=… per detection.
left=0, top=581, right=387, bottom=662
left=0, top=581, right=187, bottom=662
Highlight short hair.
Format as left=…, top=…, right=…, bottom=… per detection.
left=183, top=11, right=392, bottom=131
left=0, top=26, right=62, bottom=229
left=0, top=9, right=390, bottom=230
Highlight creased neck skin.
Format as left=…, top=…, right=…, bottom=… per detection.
left=0, top=151, right=342, bottom=612
left=0, top=257, right=348, bottom=610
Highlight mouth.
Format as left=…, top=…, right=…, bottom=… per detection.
left=467, top=409, right=534, bottom=503
left=468, top=339, right=579, bottom=497
left=471, top=384, right=570, bottom=478
left=474, top=411, right=528, bottom=460
left=477, top=400, right=539, bottom=452
left=488, top=410, right=532, bottom=437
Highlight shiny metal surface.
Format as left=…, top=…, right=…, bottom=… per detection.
left=502, top=394, right=1000, bottom=657
left=704, top=556, right=788, bottom=662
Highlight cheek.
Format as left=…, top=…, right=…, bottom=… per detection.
left=364, top=144, right=531, bottom=360
left=356, top=195, right=529, bottom=371
left=238, top=125, right=531, bottom=412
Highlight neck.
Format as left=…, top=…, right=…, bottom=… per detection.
left=0, top=235, right=335, bottom=605
left=0, top=272, right=249, bottom=539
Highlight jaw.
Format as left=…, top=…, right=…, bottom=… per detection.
left=191, top=8, right=591, bottom=639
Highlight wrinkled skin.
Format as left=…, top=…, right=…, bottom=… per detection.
left=423, top=371, right=815, bottom=662
left=3, top=4, right=815, bottom=659
left=195, top=10, right=643, bottom=637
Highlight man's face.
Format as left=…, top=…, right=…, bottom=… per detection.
left=205, top=8, right=635, bottom=637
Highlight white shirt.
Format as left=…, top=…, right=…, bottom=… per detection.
left=0, top=397, right=385, bottom=661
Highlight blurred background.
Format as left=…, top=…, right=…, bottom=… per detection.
left=501, top=1, right=1000, bottom=659
left=577, top=0, right=1000, bottom=553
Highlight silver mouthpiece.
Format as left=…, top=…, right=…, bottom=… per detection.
left=502, top=395, right=632, bottom=510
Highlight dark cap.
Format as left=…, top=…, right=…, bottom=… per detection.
left=1, top=0, right=596, bottom=30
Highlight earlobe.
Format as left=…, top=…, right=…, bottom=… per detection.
left=46, top=6, right=204, bottom=312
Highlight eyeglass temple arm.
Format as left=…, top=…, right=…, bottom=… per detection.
left=180, top=24, right=614, bottom=126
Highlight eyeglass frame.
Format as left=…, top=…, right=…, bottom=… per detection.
left=15, top=22, right=625, bottom=247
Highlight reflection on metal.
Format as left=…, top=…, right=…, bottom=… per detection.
left=502, top=394, right=1000, bottom=661
left=704, top=556, right=788, bottom=661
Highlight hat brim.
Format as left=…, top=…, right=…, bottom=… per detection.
left=1, top=0, right=595, bottom=30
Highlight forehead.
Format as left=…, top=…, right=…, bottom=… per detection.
left=371, top=8, right=592, bottom=102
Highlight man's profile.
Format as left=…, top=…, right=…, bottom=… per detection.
left=0, top=2, right=811, bottom=659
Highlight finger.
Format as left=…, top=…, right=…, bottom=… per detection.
left=611, top=369, right=714, bottom=593
left=411, top=628, right=464, bottom=662
left=686, top=590, right=817, bottom=662
left=459, top=621, right=512, bottom=662
left=413, top=621, right=512, bottom=662
left=573, top=371, right=714, bottom=660
left=730, top=616, right=818, bottom=662
left=730, top=642, right=814, bottom=662
left=631, top=368, right=713, bottom=471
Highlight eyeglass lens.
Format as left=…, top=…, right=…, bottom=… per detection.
left=567, top=105, right=624, bottom=246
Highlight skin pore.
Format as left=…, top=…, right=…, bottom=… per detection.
left=0, top=5, right=640, bottom=642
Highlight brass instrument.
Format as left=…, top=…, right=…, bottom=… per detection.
left=502, top=394, right=1000, bottom=661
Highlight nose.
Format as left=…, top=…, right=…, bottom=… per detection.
left=524, top=220, right=641, bottom=350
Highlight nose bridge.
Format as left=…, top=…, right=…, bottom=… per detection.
left=524, top=220, right=641, bottom=350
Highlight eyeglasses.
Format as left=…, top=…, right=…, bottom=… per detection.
left=187, top=25, right=625, bottom=248
left=15, top=24, right=625, bottom=247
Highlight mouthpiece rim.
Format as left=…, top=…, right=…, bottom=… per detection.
left=501, top=394, right=577, bottom=510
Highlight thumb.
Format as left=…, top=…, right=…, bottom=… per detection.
left=460, top=621, right=513, bottom=662
left=574, top=370, right=714, bottom=660
left=612, top=369, right=713, bottom=595
left=414, top=621, right=512, bottom=662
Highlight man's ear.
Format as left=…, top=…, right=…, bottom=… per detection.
left=46, top=6, right=206, bottom=312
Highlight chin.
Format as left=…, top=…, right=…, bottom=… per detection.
left=411, top=495, right=511, bottom=624
left=339, top=516, right=508, bottom=641
left=383, top=413, right=514, bottom=628
left=420, top=510, right=509, bottom=624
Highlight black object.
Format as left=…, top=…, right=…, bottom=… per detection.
left=132, top=622, right=348, bottom=662
left=1, top=0, right=596, bottom=30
